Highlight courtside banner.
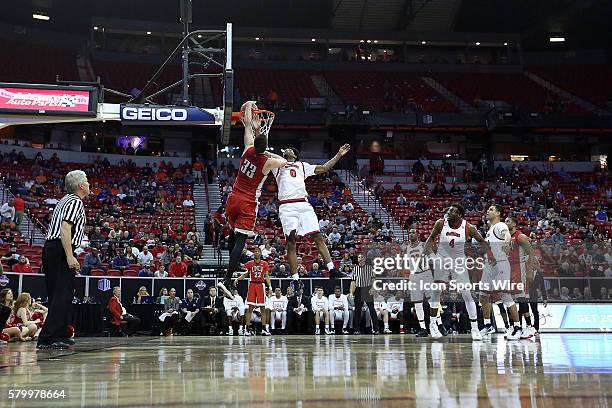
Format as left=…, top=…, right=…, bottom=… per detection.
left=0, top=83, right=98, bottom=116
left=539, top=304, right=612, bottom=331
left=120, top=104, right=216, bottom=125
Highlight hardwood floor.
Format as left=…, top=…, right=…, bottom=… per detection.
left=0, top=334, right=610, bottom=407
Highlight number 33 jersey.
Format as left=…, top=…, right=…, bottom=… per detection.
left=273, top=161, right=317, bottom=202
left=233, top=146, right=269, bottom=202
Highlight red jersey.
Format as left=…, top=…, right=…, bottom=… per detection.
left=509, top=230, right=527, bottom=289
left=233, top=146, right=269, bottom=202
left=245, top=259, right=269, bottom=283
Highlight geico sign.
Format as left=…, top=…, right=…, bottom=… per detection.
left=121, top=107, right=188, bottom=121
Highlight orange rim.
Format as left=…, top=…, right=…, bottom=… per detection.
left=230, top=109, right=274, bottom=125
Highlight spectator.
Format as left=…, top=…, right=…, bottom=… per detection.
left=552, top=228, right=565, bottom=244
left=12, top=256, right=33, bottom=273
left=186, top=257, right=200, bottom=277
left=341, top=200, right=354, bottom=212
left=560, top=287, right=570, bottom=301
left=328, top=227, right=341, bottom=244
left=138, top=265, right=154, bottom=277
left=200, top=287, right=225, bottom=334
left=82, top=248, right=103, bottom=275
left=396, top=193, right=407, bottom=205
left=182, top=196, right=195, bottom=207
left=169, top=255, right=188, bottom=277
left=2, top=245, right=21, bottom=269
left=308, top=262, right=324, bottom=278
left=13, top=195, right=25, bottom=226
left=0, top=199, right=15, bottom=224
left=137, top=246, right=154, bottom=267
left=111, top=249, right=131, bottom=271
left=89, top=227, right=105, bottom=244
left=155, top=264, right=168, bottom=278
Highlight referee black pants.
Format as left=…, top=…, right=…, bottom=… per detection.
left=353, top=287, right=379, bottom=333
left=38, top=240, right=75, bottom=343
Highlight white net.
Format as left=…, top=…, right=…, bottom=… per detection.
left=250, top=110, right=275, bottom=137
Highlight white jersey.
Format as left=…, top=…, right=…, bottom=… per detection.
left=311, top=296, right=329, bottom=312
left=486, top=221, right=510, bottom=262
left=224, top=295, right=245, bottom=312
left=437, top=219, right=468, bottom=259
left=273, top=161, right=317, bottom=202
left=328, top=294, right=348, bottom=311
left=407, top=242, right=427, bottom=272
left=374, top=295, right=387, bottom=311
left=386, top=297, right=404, bottom=313
left=266, top=295, right=288, bottom=311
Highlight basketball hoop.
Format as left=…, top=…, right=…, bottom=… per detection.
left=231, top=109, right=275, bottom=137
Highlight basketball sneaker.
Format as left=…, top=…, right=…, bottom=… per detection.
left=399, top=327, right=406, bottom=334
left=228, top=327, right=234, bottom=336
left=315, top=327, right=321, bottom=335
left=261, top=329, right=271, bottom=336
left=480, top=324, right=496, bottom=338
left=520, top=326, right=537, bottom=339
left=438, top=324, right=449, bottom=337
left=245, top=329, right=253, bottom=337
left=238, top=327, right=244, bottom=336
left=429, top=322, right=443, bottom=339
left=329, top=268, right=342, bottom=279
left=471, top=329, right=483, bottom=341
left=342, top=329, right=350, bottom=335
left=325, top=328, right=333, bottom=335
left=383, top=327, right=392, bottom=334
left=416, top=328, right=429, bottom=338
left=507, top=326, right=522, bottom=341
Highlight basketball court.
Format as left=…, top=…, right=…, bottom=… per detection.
left=1, top=334, right=610, bottom=407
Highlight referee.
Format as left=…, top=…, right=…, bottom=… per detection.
left=350, top=253, right=379, bottom=335
left=37, top=170, right=89, bottom=349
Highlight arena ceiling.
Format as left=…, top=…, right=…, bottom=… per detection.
left=2, top=0, right=612, bottom=50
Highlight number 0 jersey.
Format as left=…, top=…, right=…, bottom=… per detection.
left=233, top=146, right=269, bottom=202
left=273, top=161, right=317, bottom=202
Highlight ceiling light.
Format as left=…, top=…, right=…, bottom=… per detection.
left=197, top=34, right=202, bottom=38
left=373, top=40, right=378, bottom=44
left=549, top=37, right=565, bottom=42
left=328, top=48, right=332, bottom=51
left=366, top=40, right=371, bottom=43
left=475, top=42, right=481, bottom=46
left=360, top=40, right=365, bottom=43
left=503, top=42, right=508, bottom=46
left=146, top=31, right=152, bottom=35
left=255, top=37, right=260, bottom=40
left=311, top=38, right=316, bottom=42
left=93, top=26, right=99, bottom=31
left=32, top=13, right=50, bottom=21
left=421, top=41, right=427, bottom=45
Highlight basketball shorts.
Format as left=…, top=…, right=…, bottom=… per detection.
left=226, top=192, right=257, bottom=236
left=246, top=283, right=266, bottom=306
left=433, top=256, right=471, bottom=285
left=278, top=201, right=320, bottom=236
left=480, top=260, right=514, bottom=294
left=409, top=270, right=433, bottom=302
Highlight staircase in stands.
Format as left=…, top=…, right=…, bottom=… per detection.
left=0, top=182, right=46, bottom=245
left=338, top=170, right=406, bottom=241
left=193, top=181, right=229, bottom=266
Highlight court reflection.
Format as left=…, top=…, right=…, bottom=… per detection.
left=0, top=335, right=609, bottom=407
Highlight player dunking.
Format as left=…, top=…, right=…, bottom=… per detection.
left=273, top=144, right=351, bottom=290
left=505, top=216, right=540, bottom=339
left=235, top=247, right=272, bottom=336
left=479, top=204, right=522, bottom=340
left=219, top=101, right=287, bottom=299
left=423, top=204, right=489, bottom=341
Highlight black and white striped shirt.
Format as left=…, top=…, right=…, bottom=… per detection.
left=353, top=264, right=375, bottom=288
left=46, top=194, right=86, bottom=247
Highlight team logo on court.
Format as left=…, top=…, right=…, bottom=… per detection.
left=195, top=280, right=207, bottom=291
left=98, top=279, right=111, bottom=292
left=0, top=274, right=8, bottom=287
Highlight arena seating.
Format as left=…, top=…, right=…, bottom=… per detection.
left=431, top=72, right=585, bottom=113
left=323, top=71, right=457, bottom=112
left=0, top=156, right=196, bottom=274
left=0, top=39, right=78, bottom=83
left=529, top=65, right=612, bottom=108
